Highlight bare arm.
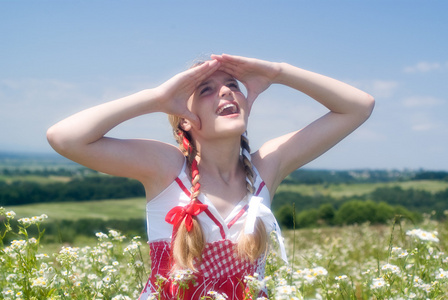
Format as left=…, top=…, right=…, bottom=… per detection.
left=213, top=54, right=375, bottom=196
left=47, top=89, right=178, bottom=180
left=259, top=63, right=374, bottom=192
left=47, top=60, right=221, bottom=194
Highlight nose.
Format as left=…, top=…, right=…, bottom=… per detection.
left=220, top=85, right=233, bottom=98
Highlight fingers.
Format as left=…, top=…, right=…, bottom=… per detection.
left=216, top=63, right=239, bottom=77
left=189, top=59, right=221, bottom=82
left=175, top=59, right=220, bottom=99
left=212, top=53, right=246, bottom=63
left=211, top=55, right=241, bottom=79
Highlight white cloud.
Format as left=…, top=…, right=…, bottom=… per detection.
left=350, top=80, right=399, bottom=98
left=407, top=112, right=441, bottom=132
left=403, top=61, right=442, bottom=73
left=402, top=96, right=445, bottom=108
left=246, top=92, right=328, bottom=150
left=412, top=123, right=436, bottom=132
left=0, top=77, right=158, bottom=152
left=350, top=127, right=387, bottom=142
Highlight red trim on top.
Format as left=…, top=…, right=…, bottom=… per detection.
left=175, top=177, right=191, bottom=197
left=204, top=211, right=226, bottom=239
left=227, top=180, right=266, bottom=229
left=255, top=181, right=265, bottom=196
left=174, top=177, right=226, bottom=239
left=227, top=204, right=248, bottom=229
left=173, top=177, right=267, bottom=236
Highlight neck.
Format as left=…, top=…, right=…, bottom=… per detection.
left=194, top=135, right=243, bottom=182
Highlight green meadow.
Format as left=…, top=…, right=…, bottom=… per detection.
left=3, top=179, right=446, bottom=222
left=2, top=156, right=448, bottom=298
left=6, top=197, right=146, bottom=221
left=277, top=180, right=448, bottom=198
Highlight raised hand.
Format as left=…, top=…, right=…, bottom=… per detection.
left=211, top=54, right=281, bottom=111
left=155, top=60, right=220, bottom=128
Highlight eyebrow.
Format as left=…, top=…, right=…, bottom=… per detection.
left=196, top=77, right=237, bottom=91
left=197, top=80, right=211, bottom=90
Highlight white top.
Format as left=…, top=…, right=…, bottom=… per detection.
left=145, top=159, right=287, bottom=262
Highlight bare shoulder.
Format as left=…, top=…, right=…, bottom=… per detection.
left=251, top=130, right=305, bottom=197
left=251, top=141, right=283, bottom=199
left=127, top=140, right=186, bottom=200
left=58, top=137, right=186, bottom=200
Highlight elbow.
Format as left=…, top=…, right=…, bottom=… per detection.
left=366, top=93, right=375, bottom=117
left=360, top=93, right=375, bottom=120
left=46, top=125, right=62, bottom=153
left=46, top=125, right=71, bottom=155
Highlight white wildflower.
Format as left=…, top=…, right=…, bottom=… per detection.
left=382, top=263, right=401, bottom=274
left=31, top=277, right=47, bottom=288
left=171, top=269, right=196, bottom=284
left=5, top=211, right=16, bottom=219
left=371, top=277, right=388, bottom=289
left=207, top=290, right=228, bottom=299
left=276, top=284, right=296, bottom=295
left=436, top=268, right=448, bottom=280
left=406, top=229, right=439, bottom=242
left=335, top=275, right=348, bottom=281
left=36, top=253, right=49, bottom=259
left=95, top=232, right=109, bottom=240
left=135, top=260, right=143, bottom=267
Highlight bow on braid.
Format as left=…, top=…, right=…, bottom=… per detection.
left=165, top=129, right=207, bottom=271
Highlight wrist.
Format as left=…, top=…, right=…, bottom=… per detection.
left=271, top=62, right=289, bottom=84
left=129, top=88, right=165, bottom=115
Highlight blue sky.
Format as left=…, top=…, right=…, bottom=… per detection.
left=1, top=1, right=447, bottom=170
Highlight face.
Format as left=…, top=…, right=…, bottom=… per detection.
left=185, top=71, right=248, bottom=139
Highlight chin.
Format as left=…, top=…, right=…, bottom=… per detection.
left=216, top=125, right=247, bottom=138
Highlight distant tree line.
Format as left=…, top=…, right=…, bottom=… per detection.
left=0, top=176, right=145, bottom=206
left=0, top=167, right=95, bottom=177
left=273, top=185, right=448, bottom=229
left=275, top=200, right=420, bottom=229
left=284, top=169, right=448, bottom=184
left=2, top=167, right=448, bottom=231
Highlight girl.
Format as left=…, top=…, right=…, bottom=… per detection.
left=47, top=54, right=374, bottom=299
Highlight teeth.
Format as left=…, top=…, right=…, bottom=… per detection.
left=216, top=104, right=237, bottom=115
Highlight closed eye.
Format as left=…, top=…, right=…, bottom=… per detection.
left=227, top=82, right=240, bottom=91
left=200, top=86, right=212, bottom=95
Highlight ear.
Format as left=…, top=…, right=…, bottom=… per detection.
left=179, top=118, right=192, bottom=132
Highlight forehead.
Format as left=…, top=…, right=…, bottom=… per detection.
left=200, top=71, right=235, bottom=85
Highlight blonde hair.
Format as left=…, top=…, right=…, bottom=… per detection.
left=168, top=115, right=268, bottom=270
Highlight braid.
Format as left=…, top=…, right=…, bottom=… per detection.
left=241, top=132, right=255, bottom=194
left=168, top=119, right=267, bottom=265
left=171, top=128, right=205, bottom=271
left=237, top=131, right=268, bottom=261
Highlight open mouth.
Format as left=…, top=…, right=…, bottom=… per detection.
left=216, top=103, right=239, bottom=116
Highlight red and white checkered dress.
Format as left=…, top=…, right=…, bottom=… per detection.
left=139, top=161, right=279, bottom=300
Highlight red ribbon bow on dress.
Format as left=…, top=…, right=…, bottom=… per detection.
left=165, top=200, right=208, bottom=232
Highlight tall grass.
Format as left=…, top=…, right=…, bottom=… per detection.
left=2, top=207, right=448, bottom=299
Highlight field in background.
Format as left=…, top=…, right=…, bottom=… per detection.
left=277, top=180, right=448, bottom=198
left=3, top=154, right=448, bottom=298
left=6, top=197, right=146, bottom=220
left=4, top=179, right=447, bottom=222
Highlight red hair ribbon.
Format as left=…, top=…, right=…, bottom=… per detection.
left=190, top=159, right=200, bottom=192
left=181, top=134, right=192, bottom=153
left=165, top=200, right=208, bottom=232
